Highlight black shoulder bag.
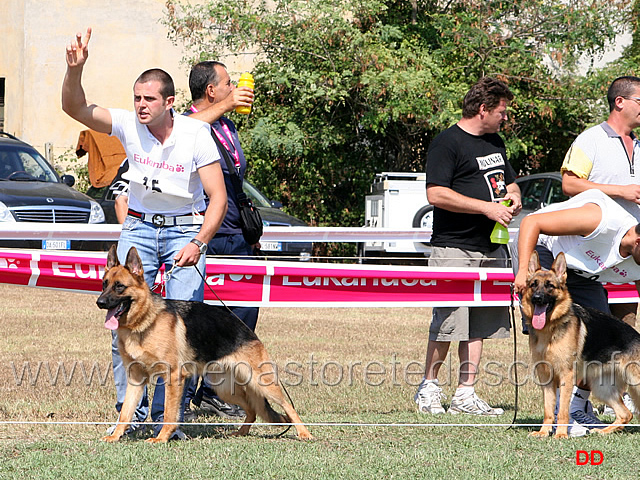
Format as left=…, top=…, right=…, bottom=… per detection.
left=211, top=133, right=263, bottom=245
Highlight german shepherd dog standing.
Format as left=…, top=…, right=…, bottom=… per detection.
left=97, top=245, right=312, bottom=443
left=522, top=251, right=640, bottom=439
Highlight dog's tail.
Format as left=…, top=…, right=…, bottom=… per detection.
left=249, top=394, right=289, bottom=425
left=263, top=398, right=290, bottom=424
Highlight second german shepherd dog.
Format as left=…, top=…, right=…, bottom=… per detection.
left=522, top=250, right=640, bottom=439
left=97, top=245, right=312, bottom=443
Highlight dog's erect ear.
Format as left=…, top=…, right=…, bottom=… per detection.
left=125, top=247, right=145, bottom=278
left=106, top=244, right=120, bottom=270
left=527, top=250, right=541, bottom=276
left=551, top=252, right=567, bottom=280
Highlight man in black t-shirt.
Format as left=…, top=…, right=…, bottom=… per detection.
left=415, top=77, right=522, bottom=417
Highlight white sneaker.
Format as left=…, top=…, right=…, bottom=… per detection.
left=570, top=409, right=605, bottom=434
left=552, top=419, right=589, bottom=437
left=552, top=400, right=595, bottom=437
left=624, top=392, right=637, bottom=414
left=602, top=393, right=637, bottom=416
left=415, top=382, right=446, bottom=415
left=568, top=420, right=590, bottom=437
left=602, top=404, right=615, bottom=417
left=448, top=392, right=504, bottom=416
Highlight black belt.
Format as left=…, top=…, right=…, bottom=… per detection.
left=127, top=209, right=205, bottom=227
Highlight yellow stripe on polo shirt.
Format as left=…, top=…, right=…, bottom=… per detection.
left=560, top=144, right=593, bottom=179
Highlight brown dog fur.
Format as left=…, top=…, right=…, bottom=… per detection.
left=522, top=251, right=640, bottom=438
left=97, top=245, right=312, bottom=443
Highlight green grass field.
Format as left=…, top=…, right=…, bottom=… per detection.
left=1, top=283, right=638, bottom=479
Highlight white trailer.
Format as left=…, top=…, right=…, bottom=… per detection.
left=361, top=172, right=432, bottom=259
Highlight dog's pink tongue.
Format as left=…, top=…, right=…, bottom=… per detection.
left=104, top=309, right=119, bottom=330
left=532, top=304, right=547, bottom=330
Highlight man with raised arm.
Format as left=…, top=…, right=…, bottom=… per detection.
left=62, top=28, right=227, bottom=441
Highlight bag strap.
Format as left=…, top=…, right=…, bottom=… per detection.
left=211, top=129, right=250, bottom=205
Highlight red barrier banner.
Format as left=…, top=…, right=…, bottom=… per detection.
left=0, top=249, right=637, bottom=307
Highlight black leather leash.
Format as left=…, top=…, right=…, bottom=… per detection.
left=193, top=264, right=295, bottom=438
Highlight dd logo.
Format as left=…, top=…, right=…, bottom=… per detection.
left=576, top=450, right=604, bottom=465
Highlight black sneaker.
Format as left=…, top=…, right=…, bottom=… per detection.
left=151, top=423, right=188, bottom=441
left=200, top=395, right=246, bottom=419
left=105, top=422, right=147, bottom=438
left=183, top=404, right=197, bottom=422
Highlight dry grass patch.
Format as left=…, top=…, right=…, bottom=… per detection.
left=4, top=284, right=640, bottom=479
left=0, top=283, right=551, bottom=439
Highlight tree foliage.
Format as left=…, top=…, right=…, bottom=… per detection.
left=164, top=0, right=633, bottom=231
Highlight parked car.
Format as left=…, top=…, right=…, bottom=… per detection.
left=0, top=132, right=106, bottom=250
left=242, top=181, right=312, bottom=260
left=512, top=172, right=568, bottom=228
left=87, top=175, right=312, bottom=260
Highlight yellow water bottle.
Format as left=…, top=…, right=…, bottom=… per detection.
left=490, top=199, right=512, bottom=244
left=235, top=72, right=254, bottom=115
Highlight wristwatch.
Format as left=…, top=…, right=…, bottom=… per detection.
left=190, top=238, right=207, bottom=255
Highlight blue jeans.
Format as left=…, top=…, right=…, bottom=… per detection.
left=112, top=216, right=206, bottom=423
left=185, top=233, right=259, bottom=405
left=208, top=233, right=259, bottom=329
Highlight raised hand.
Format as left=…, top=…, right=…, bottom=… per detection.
left=66, top=27, right=92, bottom=68
left=231, top=84, right=254, bottom=109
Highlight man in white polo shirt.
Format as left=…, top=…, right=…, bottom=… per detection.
left=62, top=28, right=227, bottom=440
left=560, top=75, right=640, bottom=427
left=562, top=76, right=640, bottom=220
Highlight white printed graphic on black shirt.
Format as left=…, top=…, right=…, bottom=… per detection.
left=475, top=153, right=505, bottom=170
left=484, top=171, right=507, bottom=201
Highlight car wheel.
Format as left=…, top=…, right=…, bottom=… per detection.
left=412, top=205, right=434, bottom=246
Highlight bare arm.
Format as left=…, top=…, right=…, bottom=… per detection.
left=189, top=87, right=254, bottom=124
left=114, top=195, right=128, bottom=224
left=513, top=203, right=602, bottom=294
left=427, top=183, right=522, bottom=227
left=61, top=28, right=112, bottom=134
left=562, top=171, right=640, bottom=204
left=173, top=162, right=228, bottom=267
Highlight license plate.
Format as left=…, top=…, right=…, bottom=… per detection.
left=42, top=239, right=70, bottom=250
left=261, top=241, right=282, bottom=252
